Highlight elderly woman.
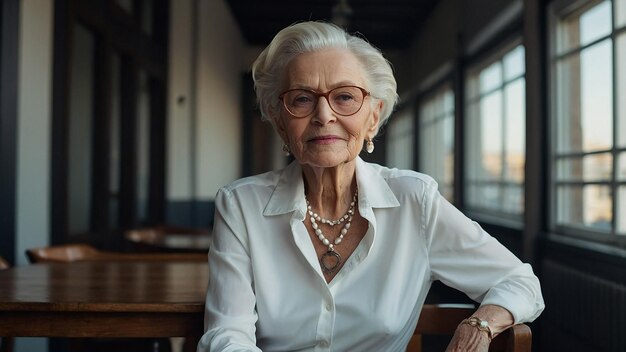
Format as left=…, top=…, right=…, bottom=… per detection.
left=199, top=21, right=544, bottom=352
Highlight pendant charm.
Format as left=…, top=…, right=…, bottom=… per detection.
left=320, top=250, right=341, bottom=273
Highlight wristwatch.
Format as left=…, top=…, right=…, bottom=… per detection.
left=461, top=316, right=493, bottom=341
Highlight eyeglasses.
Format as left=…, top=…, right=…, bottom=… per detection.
left=278, top=85, right=370, bottom=118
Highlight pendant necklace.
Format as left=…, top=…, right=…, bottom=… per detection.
left=305, top=190, right=358, bottom=274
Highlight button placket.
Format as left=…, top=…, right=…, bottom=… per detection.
left=315, top=294, right=335, bottom=351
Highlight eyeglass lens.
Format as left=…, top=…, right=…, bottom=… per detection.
left=281, top=86, right=366, bottom=117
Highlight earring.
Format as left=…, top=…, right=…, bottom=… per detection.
left=366, top=139, right=374, bottom=154
left=282, top=143, right=291, bottom=156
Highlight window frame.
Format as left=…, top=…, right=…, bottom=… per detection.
left=547, top=0, right=626, bottom=248
left=463, top=37, right=527, bottom=227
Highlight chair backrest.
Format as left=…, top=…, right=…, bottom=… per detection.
left=408, top=304, right=531, bottom=352
left=26, top=243, right=207, bottom=263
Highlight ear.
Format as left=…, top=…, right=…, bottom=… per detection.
left=367, top=100, right=383, bottom=137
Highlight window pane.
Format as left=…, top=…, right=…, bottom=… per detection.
left=556, top=153, right=612, bottom=181
left=443, top=90, right=454, bottom=113
left=443, top=112, right=455, bottom=185
left=504, top=79, right=525, bottom=182
left=557, top=41, right=613, bottom=153
left=504, top=45, right=525, bottom=80
left=466, top=101, right=481, bottom=180
left=617, top=0, right=626, bottom=28
left=480, top=62, right=502, bottom=93
left=581, top=40, right=613, bottom=151
left=503, top=184, right=524, bottom=214
left=466, top=74, right=480, bottom=101
left=477, top=185, right=501, bottom=210
left=555, top=54, right=582, bottom=152
left=618, top=33, right=626, bottom=147
left=419, top=86, right=454, bottom=201
left=420, top=101, right=433, bottom=123
left=480, top=91, right=503, bottom=180
left=618, top=152, right=626, bottom=181
left=579, top=1, right=611, bottom=46
left=388, top=107, right=414, bottom=170
left=557, top=185, right=612, bottom=231
left=68, top=25, right=95, bottom=235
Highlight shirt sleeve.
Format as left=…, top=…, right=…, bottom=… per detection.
left=423, top=185, right=545, bottom=324
left=197, top=188, right=262, bottom=352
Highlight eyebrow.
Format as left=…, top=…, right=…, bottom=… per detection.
left=287, top=81, right=361, bottom=91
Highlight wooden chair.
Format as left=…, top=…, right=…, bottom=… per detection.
left=26, top=243, right=207, bottom=263
left=0, top=256, right=14, bottom=352
left=407, top=304, right=532, bottom=352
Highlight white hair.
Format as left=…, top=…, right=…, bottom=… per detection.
left=251, top=21, right=398, bottom=135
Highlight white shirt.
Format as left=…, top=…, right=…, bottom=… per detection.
left=198, top=157, right=544, bottom=352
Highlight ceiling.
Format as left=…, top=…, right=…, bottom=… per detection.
left=225, top=0, right=440, bottom=50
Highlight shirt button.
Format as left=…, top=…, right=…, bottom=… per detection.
left=320, top=340, right=329, bottom=348
left=325, top=303, right=332, bottom=311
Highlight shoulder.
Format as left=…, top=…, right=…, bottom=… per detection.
left=217, top=169, right=283, bottom=200
left=362, top=161, right=439, bottom=197
left=223, top=169, right=283, bottom=191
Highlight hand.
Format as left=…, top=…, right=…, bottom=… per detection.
left=445, top=304, right=513, bottom=352
left=445, top=322, right=490, bottom=352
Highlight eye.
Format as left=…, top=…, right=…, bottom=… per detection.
left=290, top=91, right=315, bottom=106
left=332, top=91, right=357, bottom=105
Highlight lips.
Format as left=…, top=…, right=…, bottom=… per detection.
left=308, top=135, right=343, bottom=144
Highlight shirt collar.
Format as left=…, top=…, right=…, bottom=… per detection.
left=263, top=157, right=400, bottom=217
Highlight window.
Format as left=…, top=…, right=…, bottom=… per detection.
left=465, top=43, right=526, bottom=219
left=549, top=0, right=626, bottom=242
left=418, top=85, right=455, bottom=201
left=386, top=103, right=415, bottom=170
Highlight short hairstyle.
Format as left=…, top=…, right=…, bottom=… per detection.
left=251, top=21, right=398, bottom=135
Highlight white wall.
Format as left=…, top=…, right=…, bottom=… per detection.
left=195, top=0, right=245, bottom=198
left=167, top=0, right=195, bottom=199
left=167, top=0, right=247, bottom=203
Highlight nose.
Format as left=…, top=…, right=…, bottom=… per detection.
left=311, top=96, right=337, bottom=125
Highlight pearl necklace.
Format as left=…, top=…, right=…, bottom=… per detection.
left=305, top=191, right=358, bottom=274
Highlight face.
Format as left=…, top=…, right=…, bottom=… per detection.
left=275, top=49, right=382, bottom=169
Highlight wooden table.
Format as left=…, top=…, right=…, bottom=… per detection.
left=0, top=261, right=208, bottom=350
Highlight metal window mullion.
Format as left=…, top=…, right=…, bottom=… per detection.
left=552, top=32, right=613, bottom=62
left=611, top=0, right=618, bottom=236
left=554, top=180, right=612, bottom=186
left=554, top=148, right=613, bottom=158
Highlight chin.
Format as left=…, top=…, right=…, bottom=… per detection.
left=299, top=153, right=356, bottom=168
